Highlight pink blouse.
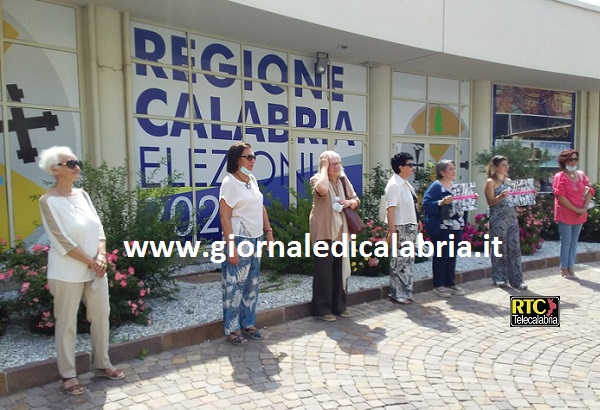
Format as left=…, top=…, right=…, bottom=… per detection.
left=553, top=171, right=596, bottom=225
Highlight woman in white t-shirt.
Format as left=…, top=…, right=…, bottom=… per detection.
left=219, top=142, right=274, bottom=346
left=38, top=146, right=124, bottom=396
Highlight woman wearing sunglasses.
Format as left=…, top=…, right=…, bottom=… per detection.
left=384, top=152, right=421, bottom=304
left=38, top=146, right=124, bottom=396
left=553, top=149, right=595, bottom=279
left=219, top=142, right=274, bottom=345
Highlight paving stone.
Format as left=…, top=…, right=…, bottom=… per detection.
left=3, top=262, right=600, bottom=407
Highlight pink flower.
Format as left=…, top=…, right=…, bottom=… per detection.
left=0, top=269, right=14, bottom=281
left=107, top=252, right=118, bottom=263
left=120, top=280, right=127, bottom=288
left=128, top=267, right=135, bottom=275
left=368, top=257, right=379, bottom=267
left=26, top=271, right=38, bottom=276
left=33, top=297, right=39, bottom=303
left=15, top=248, right=25, bottom=254
left=367, top=220, right=374, bottom=228
left=32, top=244, right=45, bottom=252
left=114, top=272, right=126, bottom=281
left=140, top=289, right=146, bottom=297
left=20, top=282, right=30, bottom=294
left=42, top=311, right=51, bottom=318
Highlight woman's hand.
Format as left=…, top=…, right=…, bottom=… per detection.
left=91, top=255, right=107, bottom=277
left=440, top=195, right=453, bottom=205
left=319, top=155, right=329, bottom=171
left=341, top=199, right=352, bottom=209
left=227, top=247, right=239, bottom=266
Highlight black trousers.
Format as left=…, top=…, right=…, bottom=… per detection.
left=311, top=240, right=346, bottom=316
left=431, top=229, right=462, bottom=288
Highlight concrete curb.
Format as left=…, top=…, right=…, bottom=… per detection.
left=2, top=250, right=599, bottom=395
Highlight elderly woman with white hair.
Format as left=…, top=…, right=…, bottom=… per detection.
left=309, top=150, right=360, bottom=322
left=38, top=146, right=124, bottom=396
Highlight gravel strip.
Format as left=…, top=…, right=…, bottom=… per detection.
left=1, top=240, right=599, bottom=370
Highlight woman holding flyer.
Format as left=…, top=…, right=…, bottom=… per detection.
left=484, top=155, right=527, bottom=290
left=423, top=160, right=470, bottom=298
left=553, top=149, right=595, bottom=279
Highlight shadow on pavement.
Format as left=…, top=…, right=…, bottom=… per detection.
left=228, top=342, right=284, bottom=392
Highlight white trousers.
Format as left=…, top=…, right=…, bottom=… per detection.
left=48, top=277, right=112, bottom=378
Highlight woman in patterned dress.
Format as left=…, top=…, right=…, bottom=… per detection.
left=219, top=142, right=274, bottom=345
left=484, top=155, right=527, bottom=289
left=385, top=152, right=421, bottom=304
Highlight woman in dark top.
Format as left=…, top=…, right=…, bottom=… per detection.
left=423, top=160, right=473, bottom=297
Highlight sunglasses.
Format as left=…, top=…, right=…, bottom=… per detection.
left=404, top=163, right=417, bottom=168
left=57, top=160, right=83, bottom=169
left=567, top=157, right=579, bottom=162
left=241, top=154, right=256, bottom=161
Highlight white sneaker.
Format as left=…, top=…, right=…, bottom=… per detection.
left=433, top=287, right=452, bottom=298
left=447, top=285, right=465, bottom=296
left=495, top=281, right=507, bottom=288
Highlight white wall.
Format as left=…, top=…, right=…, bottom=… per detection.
left=236, top=0, right=600, bottom=81
left=444, top=0, right=600, bottom=80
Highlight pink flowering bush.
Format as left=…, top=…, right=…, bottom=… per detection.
left=350, top=219, right=390, bottom=277
left=0, top=238, right=151, bottom=335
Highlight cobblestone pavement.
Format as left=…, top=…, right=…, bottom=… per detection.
left=2, top=261, right=600, bottom=409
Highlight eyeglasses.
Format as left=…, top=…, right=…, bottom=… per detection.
left=403, top=163, right=417, bottom=168
left=57, top=160, right=82, bottom=169
left=241, top=154, right=256, bottom=161
left=329, top=162, right=342, bottom=168
left=567, top=157, right=579, bottom=162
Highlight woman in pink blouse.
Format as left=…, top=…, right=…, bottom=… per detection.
left=552, top=149, right=595, bottom=279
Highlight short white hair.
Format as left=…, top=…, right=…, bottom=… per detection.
left=38, top=146, right=74, bottom=175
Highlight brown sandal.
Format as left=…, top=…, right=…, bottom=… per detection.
left=63, top=377, right=85, bottom=395
left=96, top=367, right=125, bottom=380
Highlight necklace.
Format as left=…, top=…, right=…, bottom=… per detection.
left=234, top=172, right=252, bottom=189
